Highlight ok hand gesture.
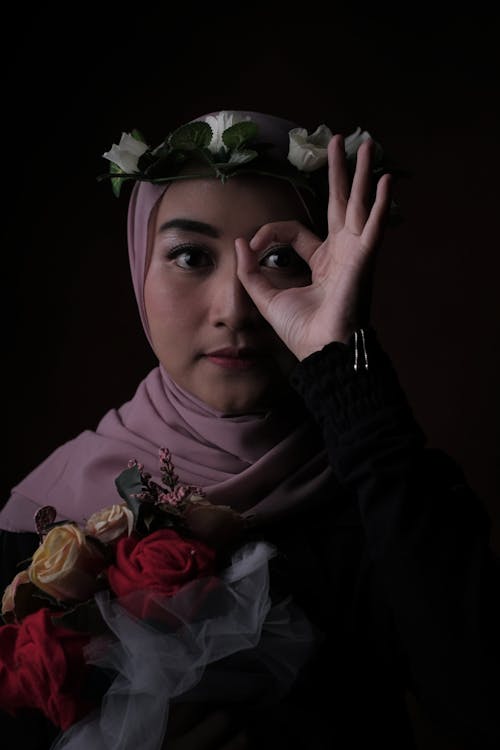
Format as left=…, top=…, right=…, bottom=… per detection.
left=235, top=135, right=392, bottom=361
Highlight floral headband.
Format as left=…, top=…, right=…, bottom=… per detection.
left=100, top=111, right=385, bottom=198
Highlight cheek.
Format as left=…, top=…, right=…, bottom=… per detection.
left=144, top=272, right=193, bottom=330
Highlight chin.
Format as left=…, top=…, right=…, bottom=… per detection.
left=206, top=392, right=269, bottom=415
left=199, top=380, right=276, bottom=415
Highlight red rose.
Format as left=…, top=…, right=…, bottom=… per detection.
left=0, top=608, right=93, bottom=729
left=106, top=529, right=217, bottom=622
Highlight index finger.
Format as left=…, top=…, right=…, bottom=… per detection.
left=248, top=220, right=322, bottom=264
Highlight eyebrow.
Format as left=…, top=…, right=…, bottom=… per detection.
left=157, top=218, right=219, bottom=238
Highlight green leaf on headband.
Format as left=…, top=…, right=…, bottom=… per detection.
left=131, top=128, right=147, bottom=143
left=110, top=162, right=126, bottom=198
left=222, top=121, right=258, bottom=149
left=169, top=122, right=212, bottom=150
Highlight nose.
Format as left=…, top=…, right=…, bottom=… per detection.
left=209, top=259, right=259, bottom=331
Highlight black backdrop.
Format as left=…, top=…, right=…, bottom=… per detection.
left=2, top=7, right=499, bottom=526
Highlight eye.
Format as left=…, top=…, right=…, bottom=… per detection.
left=260, top=245, right=310, bottom=274
left=167, top=245, right=213, bottom=270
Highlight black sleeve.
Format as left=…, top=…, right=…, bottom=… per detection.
left=289, top=327, right=500, bottom=749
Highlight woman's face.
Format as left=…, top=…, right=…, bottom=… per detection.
left=144, top=175, right=311, bottom=414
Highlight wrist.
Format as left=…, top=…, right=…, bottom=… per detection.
left=294, top=330, right=355, bottom=362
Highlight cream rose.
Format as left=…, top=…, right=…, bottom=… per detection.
left=287, top=124, right=333, bottom=172
left=1, top=569, right=30, bottom=618
left=84, top=503, right=134, bottom=544
left=29, top=524, right=107, bottom=602
left=102, top=132, right=149, bottom=173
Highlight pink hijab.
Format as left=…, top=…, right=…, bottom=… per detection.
left=0, top=112, right=335, bottom=533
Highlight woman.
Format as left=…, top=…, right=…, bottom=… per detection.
left=0, top=111, right=498, bottom=749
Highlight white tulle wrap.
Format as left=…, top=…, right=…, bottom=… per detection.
left=51, top=541, right=317, bottom=750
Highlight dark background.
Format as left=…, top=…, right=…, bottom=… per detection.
left=2, top=7, right=499, bottom=522
left=1, top=7, right=499, bottom=748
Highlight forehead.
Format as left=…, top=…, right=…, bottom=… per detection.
left=154, top=175, right=309, bottom=236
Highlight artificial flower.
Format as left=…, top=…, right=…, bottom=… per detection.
left=287, top=124, right=333, bottom=172
left=84, top=502, right=134, bottom=544
left=344, top=126, right=384, bottom=166
left=29, top=523, right=108, bottom=602
left=105, top=528, right=217, bottom=621
left=1, top=569, right=30, bottom=619
left=102, top=132, right=149, bottom=173
left=344, top=125, right=371, bottom=156
left=0, top=607, right=93, bottom=729
left=0, top=447, right=311, bottom=739
left=201, top=111, right=252, bottom=155
left=288, top=123, right=384, bottom=172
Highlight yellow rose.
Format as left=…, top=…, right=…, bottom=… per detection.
left=84, top=503, right=134, bottom=544
left=29, top=524, right=107, bottom=602
left=1, top=569, right=30, bottom=619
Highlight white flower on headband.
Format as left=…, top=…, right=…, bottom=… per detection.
left=344, top=126, right=371, bottom=156
left=344, top=126, right=384, bottom=166
left=288, top=124, right=381, bottom=172
left=102, top=132, right=149, bottom=173
left=287, top=124, right=333, bottom=172
left=201, top=111, right=252, bottom=156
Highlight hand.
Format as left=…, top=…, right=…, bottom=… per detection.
left=235, top=135, right=392, bottom=360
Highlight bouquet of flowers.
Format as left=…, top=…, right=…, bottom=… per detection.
left=0, top=449, right=316, bottom=749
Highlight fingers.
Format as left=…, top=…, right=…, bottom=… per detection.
left=326, top=134, right=350, bottom=233
left=235, top=222, right=320, bottom=315
left=234, top=237, right=281, bottom=317
left=327, top=136, right=387, bottom=240
left=360, top=173, right=392, bottom=250
left=248, top=220, right=322, bottom=264
left=345, top=139, right=376, bottom=234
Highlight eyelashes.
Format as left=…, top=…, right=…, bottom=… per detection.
left=165, top=243, right=310, bottom=275
left=166, top=245, right=212, bottom=270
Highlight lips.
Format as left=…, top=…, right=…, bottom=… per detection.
left=205, top=347, right=261, bottom=370
left=207, top=347, right=258, bottom=359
